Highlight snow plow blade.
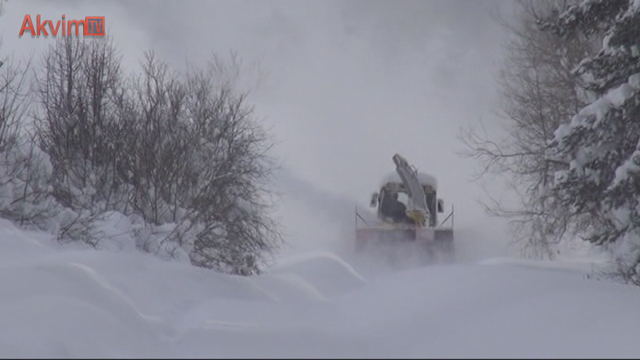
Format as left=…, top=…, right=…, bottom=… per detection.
left=354, top=206, right=455, bottom=265
left=355, top=227, right=434, bottom=252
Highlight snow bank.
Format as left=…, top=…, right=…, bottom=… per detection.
left=268, top=251, right=368, bottom=299
left=0, top=219, right=52, bottom=257
left=0, top=258, right=167, bottom=357
left=3, top=219, right=640, bottom=357
left=330, top=264, right=640, bottom=358
left=478, top=256, right=608, bottom=276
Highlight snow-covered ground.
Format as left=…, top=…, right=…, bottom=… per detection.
left=1, top=213, right=638, bottom=358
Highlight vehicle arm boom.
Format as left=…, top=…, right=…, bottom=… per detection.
left=392, top=154, right=430, bottom=226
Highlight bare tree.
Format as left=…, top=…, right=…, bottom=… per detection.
left=1, top=6, right=281, bottom=273
left=129, top=52, right=282, bottom=275
left=125, top=51, right=191, bottom=225
left=0, top=2, right=22, bottom=156
left=0, top=6, right=57, bottom=230
left=183, top=56, right=281, bottom=274
left=32, top=36, right=129, bottom=246
left=34, top=36, right=127, bottom=214
left=459, top=0, right=601, bottom=258
left=28, top=30, right=281, bottom=273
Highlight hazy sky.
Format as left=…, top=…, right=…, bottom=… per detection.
left=1, top=0, right=521, bottom=259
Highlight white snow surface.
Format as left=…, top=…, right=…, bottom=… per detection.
left=379, top=171, right=438, bottom=190
left=0, top=217, right=638, bottom=358
left=553, top=72, right=640, bottom=147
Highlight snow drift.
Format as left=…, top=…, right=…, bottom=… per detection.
left=0, top=216, right=639, bottom=357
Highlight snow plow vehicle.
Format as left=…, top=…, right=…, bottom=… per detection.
left=355, top=154, right=454, bottom=264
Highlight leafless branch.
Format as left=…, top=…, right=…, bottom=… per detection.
left=459, top=0, right=602, bottom=258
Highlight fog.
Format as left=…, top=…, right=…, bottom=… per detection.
left=0, top=0, right=521, bottom=262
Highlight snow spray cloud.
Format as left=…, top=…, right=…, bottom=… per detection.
left=272, top=168, right=360, bottom=260
left=1, top=0, right=521, bottom=262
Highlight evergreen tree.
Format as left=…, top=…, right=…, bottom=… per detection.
left=541, top=0, right=640, bottom=281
